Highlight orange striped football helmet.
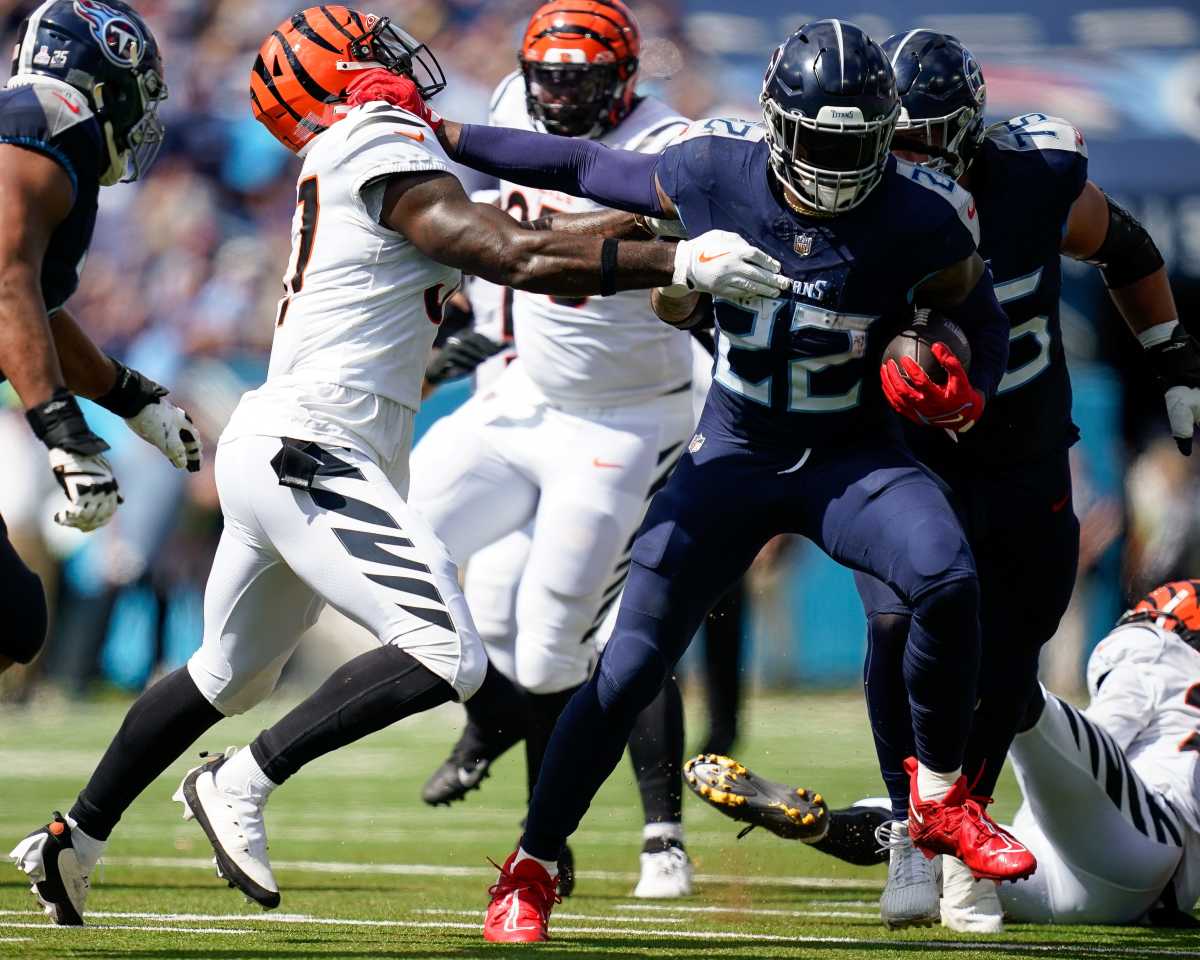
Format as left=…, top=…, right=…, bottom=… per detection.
left=250, top=6, right=445, bottom=153
left=519, top=0, right=640, bottom=138
left=1118, top=579, right=1200, bottom=647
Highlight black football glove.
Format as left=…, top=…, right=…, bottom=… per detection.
left=1145, top=324, right=1200, bottom=455
left=425, top=332, right=506, bottom=387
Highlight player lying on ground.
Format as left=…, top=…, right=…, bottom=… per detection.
left=411, top=0, right=698, bottom=899
left=847, top=29, right=1194, bottom=930
left=384, top=18, right=1049, bottom=942
left=688, top=579, right=1200, bottom=931
left=8, top=5, right=788, bottom=926
left=0, top=0, right=202, bottom=678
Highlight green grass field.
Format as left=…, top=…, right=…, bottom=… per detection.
left=1, top=690, right=1196, bottom=959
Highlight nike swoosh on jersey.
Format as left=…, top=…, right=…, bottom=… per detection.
left=53, top=92, right=81, bottom=115
left=593, top=458, right=624, bottom=469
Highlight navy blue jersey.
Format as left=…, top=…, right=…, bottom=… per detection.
left=911, top=113, right=1088, bottom=468
left=654, top=118, right=980, bottom=451
left=0, top=81, right=103, bottom=312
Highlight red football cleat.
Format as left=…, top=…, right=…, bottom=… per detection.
left=483, top=851, right=561, bottom=943
left=903, top=757, right=1037, bottom=882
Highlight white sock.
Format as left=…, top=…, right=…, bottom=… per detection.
left=215, top=747, right=279, bottom=802
left=643, top=822, right=684, bottom=844
left=513, top=846, right=559, bottom=878
left=64, top=816, right=106, bottom=876
left=916, top=763, right=961, bottom=803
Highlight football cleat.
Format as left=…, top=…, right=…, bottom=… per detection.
left=8, top=813, right=88, bottom=926
left=904, top=757, right=1036, bottom=882
left=633, top=837, right=693, bottom=898
left=484, top=851, right=560, bottom=943
left=811, top=799, right=892, bottom=867
left=174, top=750, right=280, bottom=909
left=876, top=819, right=940, bottom=929
left=940, top=855, right=1004, bottom=933
left=684, top=754, right=829, bottom=842
left=421, top=723, right=507, bottom=806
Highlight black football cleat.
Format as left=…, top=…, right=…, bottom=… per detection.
left=812, top=802, right=891, bottom=866
left=557, top=842, right=576, bottom=898
left=684, top=754, right=829, bottom=842
left=422, top=721, right=518, bottom=806
left=9, top=813, right=88, bottom=925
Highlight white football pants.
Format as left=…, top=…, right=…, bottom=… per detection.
left=187, top=429, right=487, bottom=716
left=408, top=360, right=693, bottom=694
left=1000, top=689, right=1188, bottom=923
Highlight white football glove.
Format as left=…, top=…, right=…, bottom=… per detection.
left=670, top=229, right=788, bottom=300
left=48, top=448, right=121, bottom=532
left=125, top=399, right=203, bottom=472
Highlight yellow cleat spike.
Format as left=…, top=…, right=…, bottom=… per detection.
left=801, top=813, right=815, bottom=826
left=795, top=787, right=807, bottom=799
left=813, top=794, right=823, bottom=805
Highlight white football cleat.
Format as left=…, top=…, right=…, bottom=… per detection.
left=633, top=839, right=693, bottom=899
left=9, top=813, right=90, bottom=925
left=174, top=749, right=280, bottom=909
left=941, top=855, right=1004, bottom=933
left=876, top=819, right=940, bottom=929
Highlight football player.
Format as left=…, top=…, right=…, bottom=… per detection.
left=852, top=30, right=1194, bottom=928
left=410, top=0, right=698, bottom=898
left=0, top=0, right=202, bottom=677
left=8, top=5, right=785, bottom=924
left=394, top=18, right=1048, bottom=941
left=689, top=581, right=1200, bottom=929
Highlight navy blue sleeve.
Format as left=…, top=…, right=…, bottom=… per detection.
left=941, top=267, right=1010, bottom=401
left=1042, top=148, right=1088, bottom=232
left=453, top=123, right=664, bottom=215
left=652, top=136, right=722, bottom=236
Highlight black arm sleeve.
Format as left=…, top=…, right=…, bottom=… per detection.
left=1084, top=193, right=1165, bottom=289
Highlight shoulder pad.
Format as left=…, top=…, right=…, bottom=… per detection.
left=489, top=71, right=527, bottom=126
left=1086, top=622, right=1169, bottom=698
left=893, top=158, right=980, bottom=247
left=622, top=116, right=691, bottom=155
left=673, top=117, right=766, bottom=145
left=987, top=114, right=1088, bottom=159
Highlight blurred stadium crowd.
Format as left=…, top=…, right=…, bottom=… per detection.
left=1, top=0, right=1199, bottom=703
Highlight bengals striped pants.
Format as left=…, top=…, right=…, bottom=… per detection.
left=187, top=431, right=487, bottom=715
left=1000, top=688, right=1188, bottom=923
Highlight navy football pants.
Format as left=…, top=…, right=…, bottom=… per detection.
left=857, top=448, right=1078, bottom=815
left=0, top=515, right=47, bottom=667
left=521, top=414, right=980, bottom=860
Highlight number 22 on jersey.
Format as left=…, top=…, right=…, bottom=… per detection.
left=277, top=176, right=320, bottom=327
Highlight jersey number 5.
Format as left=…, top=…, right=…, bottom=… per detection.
left=276, top=176, right=321, bottom=327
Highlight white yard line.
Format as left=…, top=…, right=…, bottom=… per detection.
left=617, top=901, right=877, bottom=919
left=104, top=855, right=883, bottom=889
left=414, top=908, right=685, bottom=924
left=0, top=920, right=252, bottom=935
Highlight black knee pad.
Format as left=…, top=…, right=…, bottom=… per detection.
left=867, top=612, right=911, bottom=653
left=0, top=565, right=47, bottom=664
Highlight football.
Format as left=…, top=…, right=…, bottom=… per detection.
left=881, top=308, right=972, bottom=387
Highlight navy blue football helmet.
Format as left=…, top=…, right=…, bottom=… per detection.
left=882, top=30, right=986, bottom=180
left=761, top=19, right=898, bottom=215
left=8, top=0, right=167, bottom=183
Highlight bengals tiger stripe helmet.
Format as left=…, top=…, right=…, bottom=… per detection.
left=251, top=6, right=445, bottom=153
left=1118, top=579, right=1200, bottom=649
left=519, top=0, right=640, bottom=138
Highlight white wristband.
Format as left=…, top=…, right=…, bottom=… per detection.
left=1138, top=319, right=1179, bottom=349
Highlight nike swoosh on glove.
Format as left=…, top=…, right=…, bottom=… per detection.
left=126, top=400, right=203, bottom=472
left=881, top=343, right=985, bottom=433
left=48, top=448, right=121, bottom=532
left=1146, top=324, right=1200, bottom=455
left=667, top=230, right=789, bottom=301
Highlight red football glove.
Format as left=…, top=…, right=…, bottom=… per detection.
left=880, top=342, right=984, bottom=433
left=345, top=69, right=443, bottom=133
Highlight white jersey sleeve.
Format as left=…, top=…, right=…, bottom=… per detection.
left=486, top=74, right=695, bottom=407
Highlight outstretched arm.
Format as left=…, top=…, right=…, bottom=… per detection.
left=521, top=208, right=653, bottom=240
left=438, top=120, right=677, bottom=219
left=381, top=171, right=781, bottom=300
left=1062, top=181, right=1199, bottom=453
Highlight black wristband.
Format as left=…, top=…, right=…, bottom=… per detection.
left=26, top=389, right=109, bottom=456
left=94, top=357, right=167, bottom=418
left=600, top=239, right=619, bottom=297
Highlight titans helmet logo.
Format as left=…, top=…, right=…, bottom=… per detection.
left=961, top=48, right=985, bottom=106
left=74, top=0, right=145, bottom=68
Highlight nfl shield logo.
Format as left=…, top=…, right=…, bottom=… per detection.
left=688, top=433, right=706, bottom=454
left=793, top=233, right=814, bottom=256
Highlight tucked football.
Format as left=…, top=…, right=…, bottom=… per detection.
left=882, top=309, right=972, bottom=387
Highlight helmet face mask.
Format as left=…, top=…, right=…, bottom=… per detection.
left=523, top=62, right=619, bottom=137
left=340, top=16, right=446, bottom=100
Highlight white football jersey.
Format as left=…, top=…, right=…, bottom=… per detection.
left=488, top=72, right=693, bottom=407
left=224, top=103, right=459, bottom=464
